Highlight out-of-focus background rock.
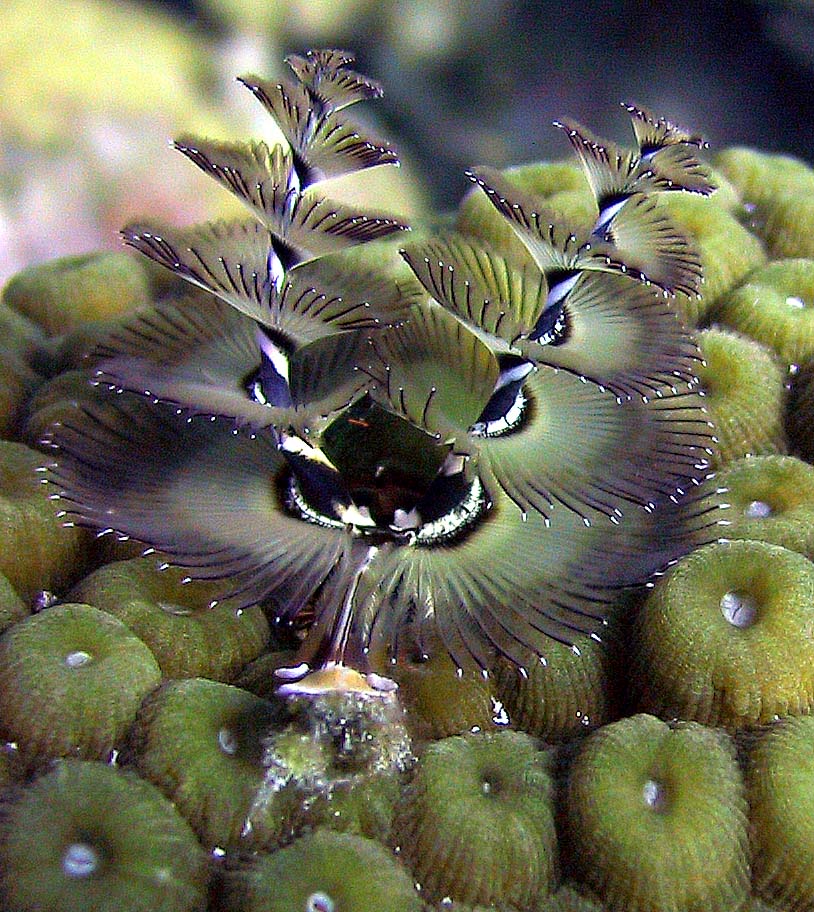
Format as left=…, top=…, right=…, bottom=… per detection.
left=4, top=0, right=814, bottom=285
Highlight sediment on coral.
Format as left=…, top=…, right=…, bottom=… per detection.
left=245, top=683, right=413, bottom=849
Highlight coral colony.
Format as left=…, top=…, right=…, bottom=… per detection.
left=48, top=49, right=718, bottom=695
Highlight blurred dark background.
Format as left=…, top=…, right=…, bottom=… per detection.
left=3, top=0, right=814, bottom=280
left=168, top=0, right=814, bottom=207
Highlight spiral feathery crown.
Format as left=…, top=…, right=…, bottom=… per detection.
left=47, top=50, right=719, bottom=691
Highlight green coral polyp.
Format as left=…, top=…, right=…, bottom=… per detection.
left=216, top=829, right=423, bottom=912
left=694, top=328, right=787, bottom=466
left=0, top=440, right=90, bottom=604
left=69, top=558, right=270, bottom=681
left=701, top=454, right=814, bottom=559
left=632, top=539, right=814, bottom=729
left=392, top=730, right=557, bottom=907
left=655, top=191, right=767, bottom=324
left=0, top=602, right=161, bottom=767
left=1, top=251, right=152, bottom=336
left=130, top=677, right=280, bottom=849
left=0, top=759, right=209, bottom=912
left=565, top=714, right=749, bottom=912
left=715, top=147, right=814, bottom=259
left=493, top=635, right=617, bottom=742
left=713, top=258, right=814, bottom=365
left=747, top=714, right=814, bottom=909
left=9, top=38, right=814, bottom=912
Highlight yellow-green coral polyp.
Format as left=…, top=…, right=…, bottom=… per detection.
left=0, top=603, right=161, bottom=767
left=632, top=540, right=814, bottom=729
left=392, top=730, right=557, bottom=907
left=747, top=715, right=814, bottom=909
left=565, top=714, right=749, bottom=912
left=0, top=760, right=209, bottom=912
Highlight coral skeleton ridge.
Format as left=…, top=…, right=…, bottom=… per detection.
left=47, top=49, right=718, bottom=693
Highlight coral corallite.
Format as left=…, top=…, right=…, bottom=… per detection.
left=392, top=729, right=558, bottom=907
left=702, top=454, right=814, bottom=559
left=217, top=828, right=423, bottom=912
left=492, top=634, right=617, bottom=742
left=694, top=328, right=788, bottom=467
left=632, top=539, right=814, bottom=729
left=747, top=714, right=814, bottom=910
left=130, top=677, right=279, bottom=849
left=0, top=759, right=209, bottom=912
left=713, top=258, right=814, bottom=366
left=43, top=48, right=719, bottom=692
left=69, top=557, right=270, bottom=681
left=0, top=602, right=161, bottom=767
left=565, top=714, right=749, bottom=912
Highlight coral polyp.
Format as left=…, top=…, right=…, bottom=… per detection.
left=130, top=677, right=279, bottom=849
left=392, top=729, right=557, bottom=907
left=565, top=714, right=749, bottom=912
left=45, top=48, right=717, bottom=691
left=0, top=602, right=161, bottom=767
left=747, top=714, right=814, bottom=909
left=632, top=539, right=814, bottom=729
left=701, top=454, right=814, bottom=558
left=694, top=328, right=787, bottom=466
left=0, top=759, right=209, bottom=912
left=713, top=258, right=814, bottom=365
left=216, top=828, right=422, bottom=912
left=69, top=557, right=270, bottom=681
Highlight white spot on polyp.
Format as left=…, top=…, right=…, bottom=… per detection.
left=642, top=778, right=667, bottom=812
left=217, top=727, right=238, bottom=755
left=720, top=590, right=757, bottom=629
left=307, top=892, right=335, bottom=912
left=745, top=500, right=772, bottom=519
left=786, top=295, right=806, bottom=309
left=62, top=842, right=98, bottom=878
left=64, top=651, right=91, bottom=668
